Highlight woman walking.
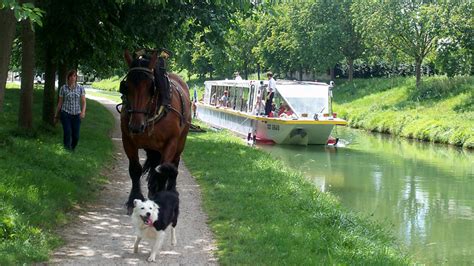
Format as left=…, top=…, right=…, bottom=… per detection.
left=54, top=70, right=86, bottom=151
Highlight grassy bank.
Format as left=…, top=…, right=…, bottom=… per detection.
left=88, top=90, right=122, bottom=103
left=183, top=123, right=409, bottom=265
left=334, top=76, right=473, bottom=148
left=91, top=76, right=122, bottom=91
left=0, top=86, right=115, bottom=264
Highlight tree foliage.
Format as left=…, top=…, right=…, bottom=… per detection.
left=352, top=0, right=450, bottom=86
left=2, top=0, right=472, bottom=122
left=0, top=0, right=44, bottom=26
left=434, top=2, right=473, bottom=77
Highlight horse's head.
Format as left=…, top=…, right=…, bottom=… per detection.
left=122, top=50, right=158, bottom=134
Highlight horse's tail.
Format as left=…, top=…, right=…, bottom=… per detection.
left=143, top=149, right=161, bottom=179
left=156, top=162, right=178, bottom=191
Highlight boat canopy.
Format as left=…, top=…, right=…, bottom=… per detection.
left=203, top=80, right=331, bottom=118
left=276, top=81, right=330, bottom=118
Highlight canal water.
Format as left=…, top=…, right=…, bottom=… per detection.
left=257, top=127, right=473, bottom=265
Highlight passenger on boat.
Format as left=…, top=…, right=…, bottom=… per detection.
left=269, top=102, right=277, bottom=117
left=265, top=71, right=276, bottom=116
left=234, top=72, right=242, bottom=80
left=220, top=90, right=229, bottom=107
left=254, top=90, right=265, bottom=116
left=211, top=93, right=217, bottom=105
left=278, top=102, right=294, bottom=117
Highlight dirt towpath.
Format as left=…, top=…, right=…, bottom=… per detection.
left=49, top=95, right=217, bottom=265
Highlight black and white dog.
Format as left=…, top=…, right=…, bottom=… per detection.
left=131, top=163, right=180, bottom=262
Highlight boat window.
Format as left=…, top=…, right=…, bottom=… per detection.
left=240, top=87, right=248, bottom=112
left=210, top=85, right=217, bottom=105
left=231, top=86, right=236, bottom=110
left=276, top=84, right=329, bottom=117
left=217, top=86, right=230, bottom=107
left=247, top=83, right=256, bottom=113
left=206, top=81, right=259, bottom=113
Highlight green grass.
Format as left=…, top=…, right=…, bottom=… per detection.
left=0, top=86, right=115, bottom=264
left=91, top=76, right=122, bottom=91
left=5, top=82, right=20, bottom=89
left=334, top=76, right=474, bottom=148
left=88, top=90, right=122, bottom=103
left=183, top=122, right=410, bottom=265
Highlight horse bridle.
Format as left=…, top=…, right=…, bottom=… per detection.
left=119, top=67, right=157, bottom=115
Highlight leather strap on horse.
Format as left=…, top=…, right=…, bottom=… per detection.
left=169, top=81, right=187, bottom=127
left=129, top=67, right=153, bottom=75
left=146, top=80, right=188, bottom=127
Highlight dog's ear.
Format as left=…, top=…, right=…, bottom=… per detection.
left=153, top=202, right=159, bottom=210
left=133, top=199, right=141, bottom=207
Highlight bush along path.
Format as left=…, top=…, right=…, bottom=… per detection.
left=49, top=95, right=217, bottom=265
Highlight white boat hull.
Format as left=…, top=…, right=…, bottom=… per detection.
left=255, top=120, right=334, bottom=145
left=197, top=104, right=345, bottom=145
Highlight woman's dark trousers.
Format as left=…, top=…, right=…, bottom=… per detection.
left=60, top=111, right=81, bottom=150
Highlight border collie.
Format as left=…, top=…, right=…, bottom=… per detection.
left=131, top=163, right=180, bottom=262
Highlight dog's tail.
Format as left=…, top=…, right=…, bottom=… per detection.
left=156, top=163, right=178, bottom=191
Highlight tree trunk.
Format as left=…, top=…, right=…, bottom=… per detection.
left=244, top=62, right=248, bottom=80
left=299, top=66, right=303, bottom=81
left=257, top=63, right=260, bottom=80
left=348, top=58, right=354, bottom=82
left=18, top=15, right=35, bottom=129
left=329, top=67, right=335, bottom=81
left=43, top=54, right=56, bottom=125
left=58, top=62, right=67, bottom=93
left=415, top=58, right=422, bottom=88
left=0, top=7, right=16, bottom=112
left=56, top=62, right=67, bottom=105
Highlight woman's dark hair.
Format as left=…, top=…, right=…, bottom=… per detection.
left=67, top=70, right=77, bottom=80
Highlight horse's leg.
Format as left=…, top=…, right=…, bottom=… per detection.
left=144, top=149, right=162, bottom=198
left=153, top=140, right=180, bottom=194
left=161, top=140, right=178, bottom=166
left=123, top=142, right=144, bottom=214
left=171, top=129, right=190, bottom=168
left=147, top=140, right=178, bottom=197
left=172, top=156, right=180, bottom=168
left=129, top=157, right=144, bottom=202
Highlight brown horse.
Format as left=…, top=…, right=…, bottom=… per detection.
left=120, top=50, right=191, bottom=213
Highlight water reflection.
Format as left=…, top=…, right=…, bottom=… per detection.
left=258, top=127, right=474, bottom=265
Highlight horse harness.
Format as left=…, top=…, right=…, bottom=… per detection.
left=117, top=67, right=188, bottom=127
left=146, top=79, right=188, bottom=127
left=119, top=67, right=155, bottom=101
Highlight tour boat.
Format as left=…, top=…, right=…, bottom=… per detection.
left=196, top=79, right=347, bottom=145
